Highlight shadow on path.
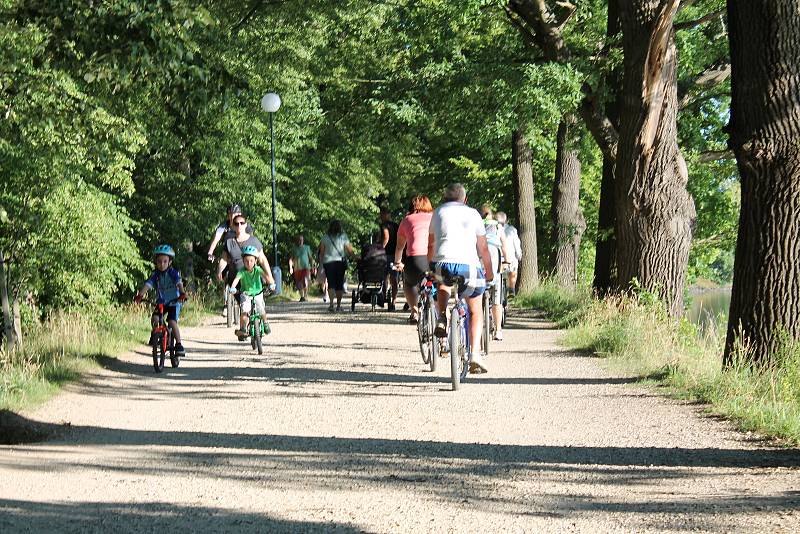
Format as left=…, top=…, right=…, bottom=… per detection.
left=0, top=499, right=362, bottom=533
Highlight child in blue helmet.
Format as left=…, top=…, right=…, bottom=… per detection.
left=134, top=244, right=188, bottom=356
left=229, top=245, right=276, bottom=340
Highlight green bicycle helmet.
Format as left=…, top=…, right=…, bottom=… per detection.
left=241, top=245, right=259, bottom=257
left=153, top=244, right=175, bottom=258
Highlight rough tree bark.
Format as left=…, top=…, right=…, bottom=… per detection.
left=513, top=129, right=539, bottom=293
left=593, top=0, right=620, bottom=296
left=615, top=1, right=696, bottom=315
left=0, top=250, right=15, bottom=352
left=550, top=117, right=586, bottom=287
left=724, top=0, right=800, bottom=364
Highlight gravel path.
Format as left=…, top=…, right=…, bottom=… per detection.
left=1, top=299, right=799, bottom=533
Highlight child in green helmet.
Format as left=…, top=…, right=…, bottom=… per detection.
left=229, top=245, right=276, bottom=340
left=134, top=244, right=188, bottom=356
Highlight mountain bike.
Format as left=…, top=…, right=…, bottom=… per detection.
left=445, top=276, right=471, bottom=391
left=149, top=297, right=184, bottom=373
left=482, top=269, right=506, bottom=353
left=416, top=273, right=439, bottom=372
left=239, top=289, right=271, bottom=355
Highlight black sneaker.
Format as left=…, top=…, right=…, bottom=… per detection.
left=434, top=317, right=447, bottom=338
left=174, top=343, right=186, bottom=356
left=387, top=302, right=396, bottom=312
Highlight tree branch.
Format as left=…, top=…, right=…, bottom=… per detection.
left=678, top=61, right=731, bottom=109
left=698, top=149, right=734, bottom=163
left=507, top=0, right=618, bottom=159
left=675, top=9, right=725, bottom=31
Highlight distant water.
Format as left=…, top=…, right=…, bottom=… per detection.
left=686, top=288, right=732, bottom=332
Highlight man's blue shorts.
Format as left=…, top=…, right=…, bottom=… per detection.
left=430, top=262, right=486, bottom=299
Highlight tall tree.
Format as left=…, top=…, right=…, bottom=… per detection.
left=724, top=0, right=800, bottom=363
left=550, top=117, right=585, bottom=287
left=615, top=0, right=696, bottom=315
left=513, top=129, right=540, bottom=293
left=593, top=0, right=620, bottom=295
left=507, top=1, right=696, bottom=313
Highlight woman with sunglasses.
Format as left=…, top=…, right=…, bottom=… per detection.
left=206, top=204, right=254, bottom=262
left=216, top=214, right=275, bottom=296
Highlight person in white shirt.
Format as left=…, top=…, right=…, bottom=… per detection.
left=428, top=183, right=494, bottom=373
left=496, top=211, right=522, bottom=295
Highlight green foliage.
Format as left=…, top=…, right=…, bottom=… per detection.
left=1, top=0, right=740, bottom=330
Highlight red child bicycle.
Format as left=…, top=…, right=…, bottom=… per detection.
left=148, top=296, right=185, bottom=373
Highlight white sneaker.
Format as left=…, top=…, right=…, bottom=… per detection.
left=322, top=295, right=329, bottom=303
left=494, top=330, right=503, bottom=341
left=469, top=352, right=488, bottom=374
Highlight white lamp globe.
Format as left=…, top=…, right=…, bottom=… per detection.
left=261, top=92, right=281, bottom=113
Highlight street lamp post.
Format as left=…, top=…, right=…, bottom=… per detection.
left=261, top=92, right=282, bottom=294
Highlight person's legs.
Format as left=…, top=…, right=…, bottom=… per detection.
left=167, top=305, right=185, bottom=354
left=389, top=273, right=398, bottom=310
left=467, top=293, right=487, bottom=372
left=168, top=319, right=181, bottom=344
left=238, top=296, right=251, bottom=336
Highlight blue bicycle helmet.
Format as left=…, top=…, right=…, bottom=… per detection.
left=153, top=244, right=175, bottom=258
left=241, top=245, right=259, bottom=257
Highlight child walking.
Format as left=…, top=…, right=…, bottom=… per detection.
left=134, top=244, right=188, bottom=356
left=229, top=245, right=276, bottom=340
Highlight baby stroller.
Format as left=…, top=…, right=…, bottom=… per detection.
left=351, top=242, right=388, bottom=312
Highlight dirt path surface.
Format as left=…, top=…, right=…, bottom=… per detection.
left=1, top=299, right=799, bottom=533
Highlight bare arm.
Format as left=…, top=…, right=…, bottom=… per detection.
left=258, top=252, right=275, bottom=284
left=382, top=227, right=390, bottom=248
left=477, top=236, right=494, bottom=282
left=207, top=226, right=226, bottom=260
left=499, top=232, right=512, bottom=268
left=395, top=233, right=407, bottom=265
left=217, top=252, right=229, bottom=281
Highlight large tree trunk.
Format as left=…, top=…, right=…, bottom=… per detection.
left=593, top=0, right=620, bottom=296
left=513, top=129, right=539, bottom=293
left=616, top=1, right=696, bottom=315
left=0, top=250, right=15, bottom=352
left=550, top=117, right=586, bottom=287
left=724, top=0, right=800, bottom=364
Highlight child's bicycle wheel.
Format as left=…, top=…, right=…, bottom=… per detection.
left=253, top=318, right=263, bottom=355
left=169, top=328, right=180, bottom=368
left=152, top=333, right=166, bottom=373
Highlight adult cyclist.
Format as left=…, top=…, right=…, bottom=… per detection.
left=429, top=183, right=494, bottom=373
left=481, top=205, right=512, bottom=341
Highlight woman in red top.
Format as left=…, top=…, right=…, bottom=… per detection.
left=394, top=195, right=434, bottom=323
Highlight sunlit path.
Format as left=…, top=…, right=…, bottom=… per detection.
left=1, top=300, right=799, bottom=532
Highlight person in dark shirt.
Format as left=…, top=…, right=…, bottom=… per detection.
left=380, top=207, right=399, bottom=311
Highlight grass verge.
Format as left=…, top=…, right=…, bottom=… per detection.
left=517, top=279, right=800, bottom=446
left=0, top=292, right=215, bottom=412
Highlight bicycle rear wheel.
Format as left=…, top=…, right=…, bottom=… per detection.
left=449, top=310, right=461, bottom=391
left=482, top=292, right=490, bottom=355
left=427, top=302, right=438, bottom=372
left=169, top=329, right=180, bottom=368
left=417, top=297, right=429, bottom=365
